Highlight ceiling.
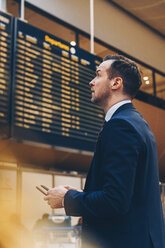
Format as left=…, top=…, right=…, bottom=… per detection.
left=111, top=0, right=165, bottom=37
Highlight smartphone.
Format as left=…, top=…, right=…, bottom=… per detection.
left=36, top=186, right=47, bottom=195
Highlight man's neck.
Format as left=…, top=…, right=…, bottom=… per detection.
left=103, top=96, right=131, bottom=114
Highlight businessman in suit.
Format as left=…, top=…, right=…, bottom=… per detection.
left=44, top=55, right=165, bottom=248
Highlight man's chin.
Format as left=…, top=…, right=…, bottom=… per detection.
left=91, top=97, right=98, bottom=104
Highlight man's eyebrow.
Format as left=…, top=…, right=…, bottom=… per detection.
left=96, top=69, right=101, bottom=73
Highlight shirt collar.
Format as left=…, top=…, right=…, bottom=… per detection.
left=105, top=100, right=131, bottom=122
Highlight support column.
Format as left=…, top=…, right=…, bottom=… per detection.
left=19, top=0, right=25, bottom=20
left=16, top=163, right=22, bottom=216
left=90, top=0, right=94, bottom=54
left=0, top=0, right=6, bottom=11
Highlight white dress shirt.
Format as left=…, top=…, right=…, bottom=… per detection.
left=105, top=100, right=131, bottom=122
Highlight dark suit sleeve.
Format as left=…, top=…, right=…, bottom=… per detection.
left=64, top=119, right=144, bottom=218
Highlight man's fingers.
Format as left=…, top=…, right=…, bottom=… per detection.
left=64, top=185, right=83, bottom=192
left=44, top=195, right=49, bottom=201
left=64, top=185, right=77, bottom=190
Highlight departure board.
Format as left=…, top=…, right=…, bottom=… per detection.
left=12, top=19, right=104, bottom=151
left=0, top=11, right=12, bottom=138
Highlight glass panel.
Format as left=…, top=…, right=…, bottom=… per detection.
left=137, top=63, right=154, bottom=95
left=94, top=42, right=118, bottom=58
left=155, top=73, right=165, bottom=100
left=79, top=34, right=117, bottom=58
left=0, top=169, right=20, bottom=248
left=25, top=6, right=76, bottom=43
left=21, top=171, right=52, bottom=229
left=6, top=0, right=19, bottom=17
left=55, top=175, right=81, bottom=188
left=0, top=169, right=17, bottom=222
left=79, top=34, right=90, bottom=52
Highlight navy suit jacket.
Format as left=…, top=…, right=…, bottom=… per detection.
left=64, top=103, right=165, bottom=248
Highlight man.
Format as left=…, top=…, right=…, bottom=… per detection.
left=44, top=55, right=165, bottom=248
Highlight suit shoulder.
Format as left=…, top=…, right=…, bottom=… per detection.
left=103, top=118, right=141, bottom=138
left=103, top=117, right=145, bottom=147
left=105, top=109, right=155, bottom=147
left=105, top=117, right=137, bottom=131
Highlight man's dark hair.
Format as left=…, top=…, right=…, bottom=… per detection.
left=103, top=55, right=142, bottom=98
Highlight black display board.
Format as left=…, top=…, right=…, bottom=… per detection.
left=12, top=19, right=104, bottom=151
left=0, top=11, right=13, bottom=138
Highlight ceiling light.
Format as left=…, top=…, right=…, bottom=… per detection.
left=143, top=76, right=149, bottom=80
left=70, top=47, right=76, bottom=54
left=70, top=41, right=76, bottom=46
left=145, top=80, right=150, bottom=85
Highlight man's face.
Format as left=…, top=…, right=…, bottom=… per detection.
left=89, top=60, right=113, bottom=106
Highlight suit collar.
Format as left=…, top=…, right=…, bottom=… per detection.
left=105, top=100, right=131, bottom=122
left=111, top=102, right=135, bottom=119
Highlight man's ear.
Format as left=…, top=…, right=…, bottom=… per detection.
left=111, top=77, right=123, bottom=90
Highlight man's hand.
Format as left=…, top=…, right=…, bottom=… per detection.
left=44, top=186, right=68, bottom=209
left=44, top=185, right=83, bottom=209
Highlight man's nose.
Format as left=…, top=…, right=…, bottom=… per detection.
left=89, top=78, right=95, bottom=87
